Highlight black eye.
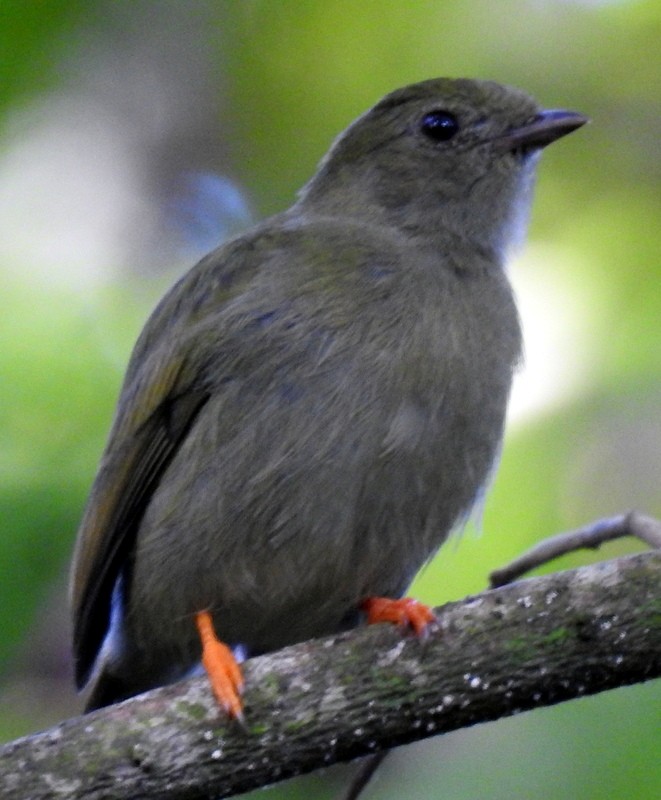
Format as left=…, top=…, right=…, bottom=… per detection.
left=420, top=110, right=459, bottom=142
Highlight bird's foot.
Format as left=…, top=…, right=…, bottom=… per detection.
left=361, top=596, right=436, bottom=637
left=195, top=610, right=245, bottom=721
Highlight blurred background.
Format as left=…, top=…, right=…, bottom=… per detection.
left=0, top=1, right=659, bottom=798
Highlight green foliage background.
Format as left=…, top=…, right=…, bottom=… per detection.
left=0, top=2, right=659, bottom=798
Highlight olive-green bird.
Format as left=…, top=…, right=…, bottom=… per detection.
left=70, top=77, right=587, bottom=717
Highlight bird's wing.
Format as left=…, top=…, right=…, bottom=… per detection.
left=70, top=344, right=209, bottom=688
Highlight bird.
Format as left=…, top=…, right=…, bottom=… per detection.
left=69, top=77, right=587, bottom=718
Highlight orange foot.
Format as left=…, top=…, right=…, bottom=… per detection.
left=195, top=610, right=244, bottom=721
left=361, top=596, right=436, bottom=637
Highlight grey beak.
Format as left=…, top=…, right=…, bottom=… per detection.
left=496, top=109, right=589, bottom=153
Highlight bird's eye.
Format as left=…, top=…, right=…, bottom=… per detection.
left=420, top=110, right=459, bottom=142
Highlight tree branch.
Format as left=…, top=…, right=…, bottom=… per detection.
left=1, top=551, right=659, bottom=800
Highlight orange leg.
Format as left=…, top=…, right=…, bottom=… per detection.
left=361, top=596, right=436, bottom=636
left=195, top=610, right=244, bottom=720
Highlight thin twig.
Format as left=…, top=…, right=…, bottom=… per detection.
left=339, top=752, right=390, bottom=800
left=489, top=511, right=661, bottom=588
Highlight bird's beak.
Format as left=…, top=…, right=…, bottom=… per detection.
left=496, top=109, right=589, bottom=153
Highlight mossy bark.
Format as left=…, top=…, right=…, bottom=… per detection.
left=0, top=551, right=659, bottom=800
